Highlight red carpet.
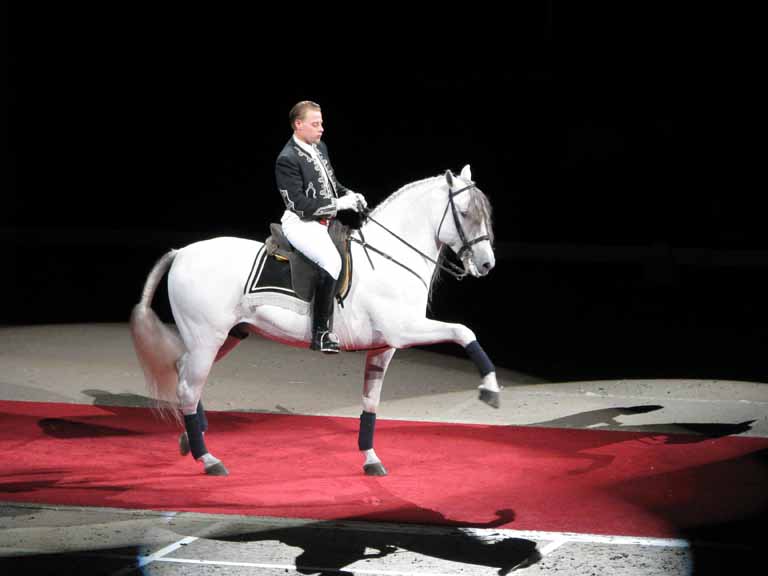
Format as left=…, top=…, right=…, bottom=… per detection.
left=1, top=400, right=767, bottom=538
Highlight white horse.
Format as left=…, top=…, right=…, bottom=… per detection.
left=130, top=165, right=499, bottom=476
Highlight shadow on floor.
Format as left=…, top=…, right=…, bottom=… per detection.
left=82, top=389, right=156, bottom=408
left=208, top=507, right=539, bottom=576
left=529, top=405, right=755, bottom=440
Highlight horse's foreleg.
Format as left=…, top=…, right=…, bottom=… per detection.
left=177, top=347, right=229, bottom=475
left=466, top=341, right=501, bottom=408
left=359, top=347, right=396, bottom=476
left=389, top=319, right=501, bottom=408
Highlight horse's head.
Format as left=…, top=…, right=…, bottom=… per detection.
left=438, top=165, right=496, bottom=277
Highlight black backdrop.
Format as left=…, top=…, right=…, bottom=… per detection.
left=5, top=5, right=766, bottom=381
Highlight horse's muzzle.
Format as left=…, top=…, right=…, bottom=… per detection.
left=465, top=253, right=495, bottom=277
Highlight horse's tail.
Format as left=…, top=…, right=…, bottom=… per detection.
left=129, top=249, right=184, bottom=421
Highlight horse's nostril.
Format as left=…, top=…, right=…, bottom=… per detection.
left=482, top=262, right=491, bottom=270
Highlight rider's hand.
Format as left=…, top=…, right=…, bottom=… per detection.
left=354, top=192, right=368, bottom=210
left=336, top=194, right=360, bottom=212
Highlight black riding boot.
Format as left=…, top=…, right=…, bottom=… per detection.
left=310, top=269, right=340, bottom=353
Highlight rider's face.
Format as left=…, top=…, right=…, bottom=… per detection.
left=294, top=110, right=324, bottom=145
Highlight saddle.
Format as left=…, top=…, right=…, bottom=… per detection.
left=262, top=220, right=353, bottom=303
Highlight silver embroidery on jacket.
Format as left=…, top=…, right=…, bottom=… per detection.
left=288, top=144, right=337, bottom=217
left=294, top=145, right=333, bottom=199
left=315, top=148, right=338, bottom=191
left=279, top=188, right=304, bottom=218
left=312, top=145, right=337, bottom=198
left=313, top=200, right=337, bottom=217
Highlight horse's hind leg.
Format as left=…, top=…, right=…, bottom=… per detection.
left=179, top=400, right=207, bottom=456
left=177, top=346, right=229, bottom=476
left=214, top=324, right=250, bottom=363
left=181, top=327, right=245, bottom=453
left=359, top=347, right=396, bottom=476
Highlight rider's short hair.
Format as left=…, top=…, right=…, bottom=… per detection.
left=289, top=101, right=321, bottom=130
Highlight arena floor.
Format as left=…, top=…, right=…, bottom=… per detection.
left=1, top=324, right=766, bottom=575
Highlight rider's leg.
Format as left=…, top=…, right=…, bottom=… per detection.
left=280, top=213, right=342, bottom=353
left=310, top=268, right=341, bottom=352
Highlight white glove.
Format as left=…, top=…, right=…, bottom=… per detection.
left=336, top=194, right=360, bottom=212
left=353, top=192, right=368, bottom=210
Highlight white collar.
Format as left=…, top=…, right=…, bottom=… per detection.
left=293, top=135, right=318, bottom=156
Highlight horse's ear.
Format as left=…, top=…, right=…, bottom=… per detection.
left=460, top=164, right=472, bottom=181
left=445, top=170, right=454, bottom=187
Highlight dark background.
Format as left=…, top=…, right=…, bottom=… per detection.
left=4, top=4, right=766, bottom=382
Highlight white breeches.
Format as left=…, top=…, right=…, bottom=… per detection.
left=281, top=210, right=342, bottom=280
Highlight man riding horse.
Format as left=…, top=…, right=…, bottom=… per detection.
left=275, top=100, right=367, bottom=353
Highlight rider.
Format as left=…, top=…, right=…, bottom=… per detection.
left=275, top=100, right=367, bottom=353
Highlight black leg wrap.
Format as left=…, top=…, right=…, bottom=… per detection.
left=466, top=341, right=495, bottom=377
left=196, top=401, right=208, bottom=433
left=183, top=413, right=208, bottom=459
left=358, top=411, right=376, bottom=451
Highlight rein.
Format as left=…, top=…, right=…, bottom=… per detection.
left=360, top=213, right=467, bottom=281
left=350, top=233, right=430, bottom=289
left=351, top=179, right=489, bottom=286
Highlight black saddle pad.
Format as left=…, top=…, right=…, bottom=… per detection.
left=244, top=245, right=312, bottom=302
left=244, top=221, right=353, bottom=303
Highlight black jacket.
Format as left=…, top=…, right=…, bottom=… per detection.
left=275, top=137, right=350, bottom=220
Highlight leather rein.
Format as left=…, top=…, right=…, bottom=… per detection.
left=350, top=180, right=490, bottom=289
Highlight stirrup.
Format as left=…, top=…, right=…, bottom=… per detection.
left=311, top=330, right=340, bottom=354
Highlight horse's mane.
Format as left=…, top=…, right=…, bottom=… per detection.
left=370, top=173, right=494, bottom=244
left=467, top=185, right=495, bottom=245
left=369, top=175, right=442, bottom=217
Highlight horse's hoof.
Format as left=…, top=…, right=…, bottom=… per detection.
left=179, top=432, right=190, bottom=456
left=479, top=388, right=500, bottom=409
left=363, top=462, right=388, bottom=476
left=205, top=462, right=229, bottom=476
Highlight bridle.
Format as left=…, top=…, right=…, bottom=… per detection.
left=351, top=175, right=491, bottom=287
left=436, top=179, right=491, bottom=262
